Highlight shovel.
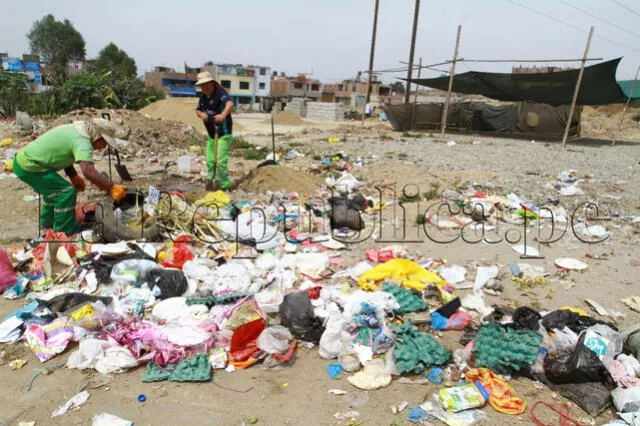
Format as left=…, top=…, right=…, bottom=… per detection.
left=101, top=112, right=132, bottom=182
left=257, top=116, right=277, bottom=168
left=206, top=134, right=222, bottom=191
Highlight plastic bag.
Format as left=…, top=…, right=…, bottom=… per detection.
left=160, top=235, right=194, bottom=269
left=280, top=291, right=325, bottom=344
left=68, top=301, right=120, bottom=331
left=319, top=313, right=351, bottom=359
left=0, top=248, right=17, bottom=292
left=420, top=396, right=487, bottom=426
left=147, top=268, right=188, bottom=299
left=94, top=346, right=138, bottom=374
left=110, top=259, right=157, bottom=284
left=257, top=326, right=293, bottom=354
left=230, top=319, right=266, bottom=362
left=445, top=311, right=474, bottom=331
left=67, top=339, right=108, bottom=369
left=92, top=412, right=134, bottom=426
left=554, top=382, right=612, bottom=417
left=544, top=330, right=613, bottom=384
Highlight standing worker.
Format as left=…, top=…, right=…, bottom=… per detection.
left=13, top=118, right=128, bottom=236
left=194, top=71, right=234, bottom=191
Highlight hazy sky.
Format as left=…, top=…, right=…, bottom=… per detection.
left=2, top=0, right=639, bottom=83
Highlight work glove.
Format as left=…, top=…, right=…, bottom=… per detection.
left=70, top=175, right=86, bottom=192
left=109, top=184, right=127, bottom=202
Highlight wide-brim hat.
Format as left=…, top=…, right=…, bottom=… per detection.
left=195, top=71, right=215, bottom=86
left=89, top=118, right=129, bottom=150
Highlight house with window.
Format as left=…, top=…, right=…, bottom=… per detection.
left=323, top=77, right=391, bottom=107
left=269, top=74, right=323, bottom=101
left=215, top=64, right=256, bottom=108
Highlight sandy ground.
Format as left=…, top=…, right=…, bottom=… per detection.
left=0, top=112, right=639, bottom=425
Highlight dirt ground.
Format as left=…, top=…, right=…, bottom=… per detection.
left=0, top=111, right=639, bottom=425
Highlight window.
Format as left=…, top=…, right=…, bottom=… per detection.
left=352, top=85, right=356, bottom=92
left=260, top=68, right=266, bottom=76
left=238, top=97, right=251, bottom=104
left=311, top=84, right=320, bottom=91
left=239, top=81, right=250, bottom=90
left=259, top=82, right=266, bottom=90
left=294, top=82, right=303, bottom=89
left=221, top=80, right=231, bottom=89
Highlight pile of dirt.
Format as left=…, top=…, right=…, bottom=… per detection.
left=50, top=108, right=203, bottom=151
left=140, top=98, right=246, bottom=132
left=264, top=110, right=306, bottom=126
left=581, top=105, right=640, bottom=141
left=238, top=165, right=323, bottom=194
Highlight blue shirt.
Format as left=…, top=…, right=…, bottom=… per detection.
left=196, top=87, right=233, bottom=138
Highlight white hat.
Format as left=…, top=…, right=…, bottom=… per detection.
left=74, top=119, right=129, bottom=150
left=195, top=71, right=215, bottom=86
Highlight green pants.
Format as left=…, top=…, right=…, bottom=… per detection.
left=13, top=155, right=77, bottom=235
left=206, top=135, right=232, bottom=190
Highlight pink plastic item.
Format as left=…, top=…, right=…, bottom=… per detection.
left=445, top=311, right=474, bottom=331
left=0, top=249, right=17, bottom=292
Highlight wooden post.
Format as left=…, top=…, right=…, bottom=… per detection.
left=612, top=64, right=640, bottom=146
left=411, top=57, right=422, bottom=130
left=440, top=25, right=462, bottom=136
left=405, top=0, right=421, bottom=104
left=562, top=26, right=594, bottom=148
left=363, top=0, right=380, bottom=126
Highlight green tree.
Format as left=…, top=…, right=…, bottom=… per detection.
left=390, top=82, right=405, bottom=94
left=90, top=43, right=137, bottom=78
left=27, top=15, right=86, bottom=69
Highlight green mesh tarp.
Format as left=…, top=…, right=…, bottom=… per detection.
left=409, top=58, right=638, bottom=106
left=382, top=283, right=427, bottom=314
left=142, top=354, right=212, bottom=383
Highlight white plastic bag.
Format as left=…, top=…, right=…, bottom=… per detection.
left=319, top=313, right=351, bottom=359
left=67, top=339, right=108, bottom=370
left=95, top=347, right=138, bottom=374
left=257, top=326, right=293, bottom=354
left=110, top=259, right=157, bottom=284
left=92, top=413, right=134, bottom=426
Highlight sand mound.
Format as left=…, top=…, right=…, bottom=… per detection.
left=50, top=107, right=201, bottom=151
left=140, top=98, right=245, bottom=132
left=264, top=110, right=306, bottom=126
left=239, top=165, right=323, bottom=195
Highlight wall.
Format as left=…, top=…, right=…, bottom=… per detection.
left=254, top=66, right=271, bottom=97
left=306, top=102, right=344, bottom=121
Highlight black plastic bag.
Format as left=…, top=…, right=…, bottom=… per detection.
left=544, top=332, right=613, bottom=385
left=542, top=309, right=618, bottom=334
left=148, top=268, right=188, bottom=299
left=328, top=194, right=372, bottom=231
left=512, top=306, right=542, bottom=330
left=41, top=293, right=113, bottom=313
left=279, top=291, right=324, bottom=344
left=554, top=382, right=611, bottom=417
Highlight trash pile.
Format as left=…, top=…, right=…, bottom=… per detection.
left=0, top=178, right=638, bottom=425
left=50, top=108, right=202, bottom=151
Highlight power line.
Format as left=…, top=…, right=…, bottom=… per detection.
left=556, top=0, right=640, bottom=40
left=506, top=0, right=640, bottom=54
left=610, top=0, right=640, bottom=18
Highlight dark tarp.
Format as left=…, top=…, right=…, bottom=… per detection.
left=408, top=58, right=636, bottom=106
left=382, top=101, right=580, bottom=139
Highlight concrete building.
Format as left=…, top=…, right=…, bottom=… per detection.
left=144, top=66, right=199, bottom=97
left=215, top=64, right=256, bottom=108
left=249, top=65, right=271, bottom=110
left=270, top=75, right=323, bottom=101
left=323, top=77, right=391, bottom=108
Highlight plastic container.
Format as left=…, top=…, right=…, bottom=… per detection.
left=177, top=156, right=192, bottom=173
left=439, top=381, right=489, bottom=412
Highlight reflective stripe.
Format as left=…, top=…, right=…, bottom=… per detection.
left=54, top=207, right=76, bottom=213
left=50, top=186, right=75, bottom=197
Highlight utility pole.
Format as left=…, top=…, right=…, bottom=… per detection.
left=405, top=0, right=421, bottom=104
left=562, top=26, right=594, bottom=148
left=441, top=25, right=462, bottom=136
left=411, top=57, right=422, bottom=129
left=363, top=0, right=380, bottom=125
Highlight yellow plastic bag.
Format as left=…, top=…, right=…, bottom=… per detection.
left=195, top=190, right=231, bottom=208
left=3, top=159, right=14, bottom=172
left=357, top=258, right=446, bottom=291
left=0, top=138, right=13, bottom=147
